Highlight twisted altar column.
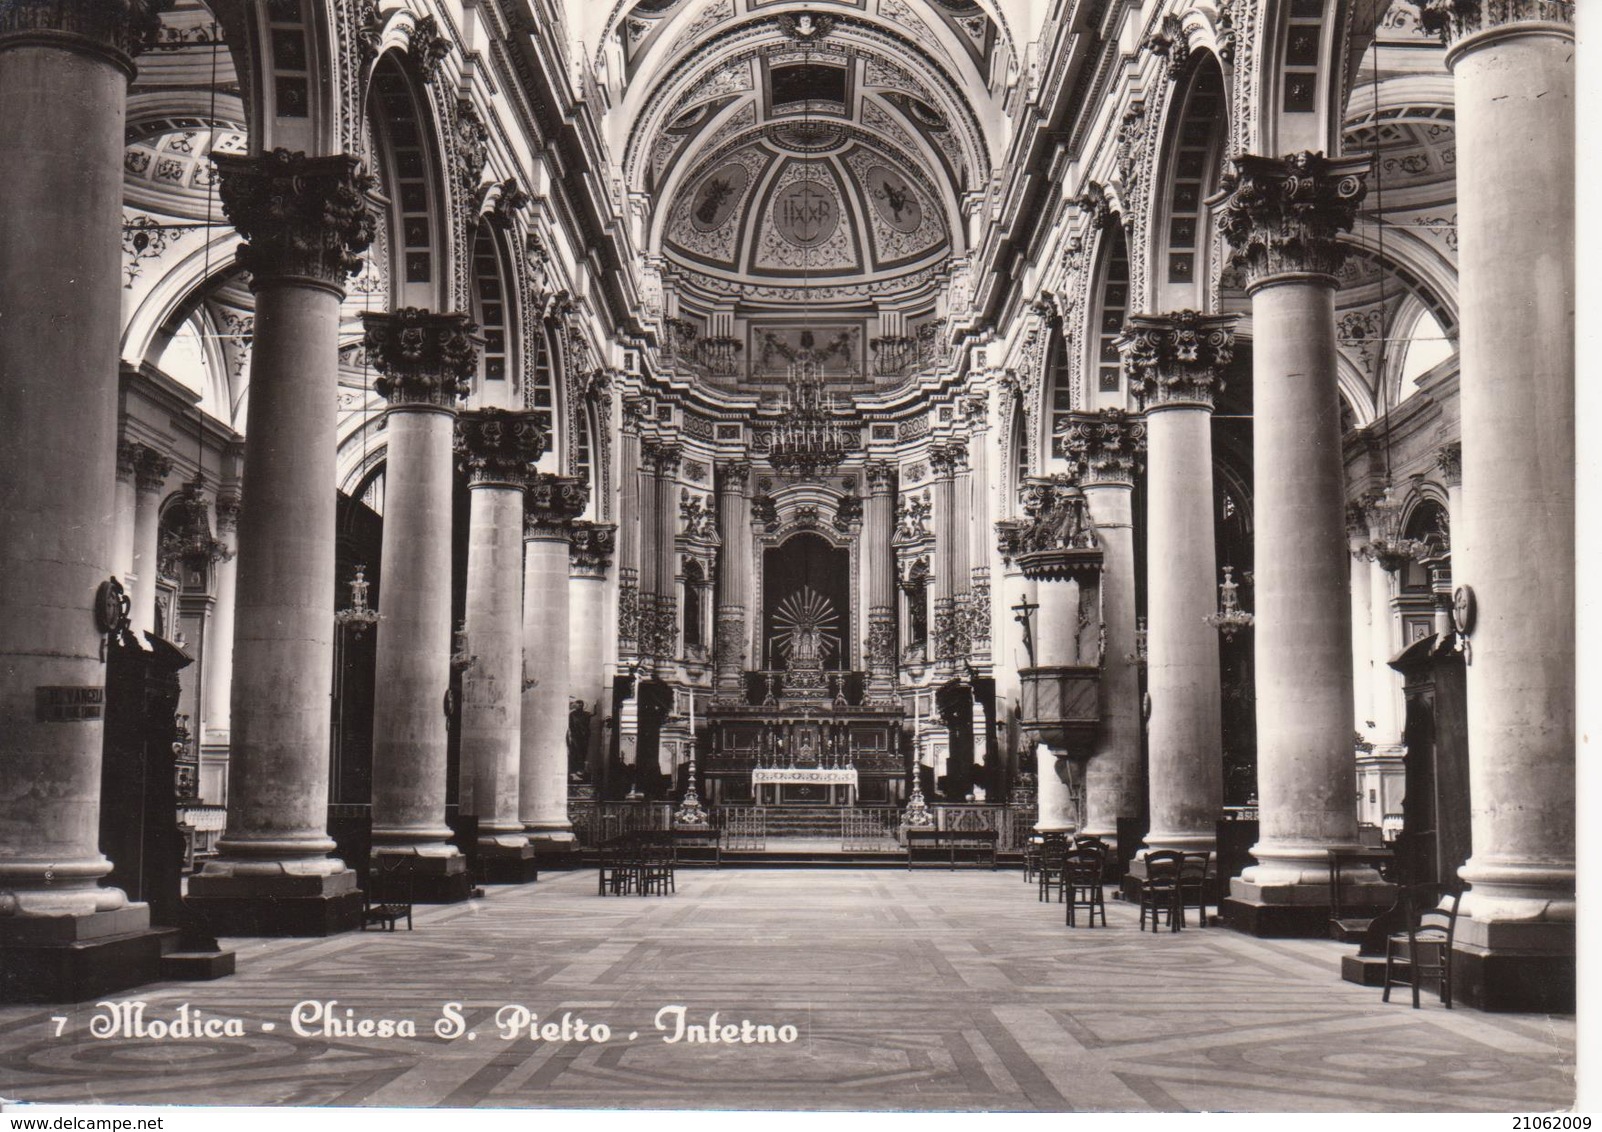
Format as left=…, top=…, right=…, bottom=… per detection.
left=1422, top=1, right=1574, bottom=1010
left=1214, top=152, right=1391, bottom=935
left=0, top=3, right=168, bottom=993
left=863, top=461, right=898, bottom=688
left=652, top=443, right=681, bottom=670
left=520, top=475, right=588, bottom=856
left=187, top=149, right=380, bottom=936
left=714, top=460, right=752, bottom=691
left=457, top=409, right=545, bottom=883
left=1061, top=409, right=1147, bottom=853
left=928, top=439, right=966, bottom=673
left=362, top=309, right=476, bottom=900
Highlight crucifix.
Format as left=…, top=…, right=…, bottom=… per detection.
left=1012, top=593, right=1039, bottom=668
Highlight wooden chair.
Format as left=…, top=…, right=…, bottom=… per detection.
left=362, top=856, right=414, bottom=931
left=1037, top=840, right=1069, bottom=903
left=638, top=841, right=675, bottom=896
left=1383, top=886, right=1462, bottom=1008
left=597, top=838, right=638, bottom=896
left=1022, top=840, right=1043, bottom=884
left=1175, top=852, right=1212, bottom=928
left=1136, top=850, right=1183, bottom=932
left=1063, top=847, right=1107, bottom=928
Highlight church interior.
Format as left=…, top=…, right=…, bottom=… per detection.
left=0, top=0, right=1579, bottom=1114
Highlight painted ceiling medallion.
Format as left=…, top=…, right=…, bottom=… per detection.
left=776, top=179, right=839, bottom=247
left=866, top=166, right=922, bottom=233
left=690, top=163, right=750, bottom=231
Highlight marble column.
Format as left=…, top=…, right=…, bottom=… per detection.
left=1215, top=152, right=1391, bottom=934
left=1062, top=407, right=1149, bottom=853
left=1119, top=318, right=1231, bottom=860
left=200, top=487, right=241, bottom=751
left=113, top=440, right=140, bottom=587
left=1363, top=529, right=1404, bottom=751
left=188, top=149, right=380, bottom=936
left=863, top=460, right=898, bottom=687
left=361, top=309, right=476, bottom=900
left=652, top=443, right=681, bottom=669
left=1035, top=745, right=1076, bottom=834
left=457, top=408, right=546, bottom=883
left=616, top=399, right=647, bottom=664
left=521, top=475, right=589, bottom=855
left=713, top=460, right=752, bottom=690
left=1346, top=506, right=1375, bottom=740
left=569, top=521, right=616, bottom=780
left=131, top=446, right=174, bottom=639
left=1422, top=1, right=1574, bottom=1009
left=928, top=439, right=966, bottom=671
left=0, top=2, right=166, bottom=994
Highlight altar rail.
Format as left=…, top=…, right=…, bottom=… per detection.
left=569, top=801, right=676, bottom=848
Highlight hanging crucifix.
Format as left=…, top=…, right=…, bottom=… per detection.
left=1012, top=593, right=1039, bottom=668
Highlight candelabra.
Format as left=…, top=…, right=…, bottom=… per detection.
left=1124, top=615, right=1148, bottom=666
left=1356, top=481, right=1431, bottom=572
left=674, top=755, right=710, bottom=827
left=1203, top=566, right=1254, bottom=640
left=335, top=565, right=381, bottom=638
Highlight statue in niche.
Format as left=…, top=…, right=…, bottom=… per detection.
left=773, top=585, right=838, bottom=668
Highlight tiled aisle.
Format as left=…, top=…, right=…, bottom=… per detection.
left=0, top=869, right=1575, bottom=1112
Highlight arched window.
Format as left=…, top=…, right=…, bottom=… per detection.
left=526, top=323, right=559, bottom=458
left=368, top=55, right=441, bottom=303
left=1087, top=227, right=1131, bottom=403
left=1010, top=392, right=1029, bottom=507
left=1045, top=327, right=1074, bottom=460
left=470, top=226, right=510, bottom=387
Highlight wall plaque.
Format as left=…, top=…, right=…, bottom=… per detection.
left=36, top=686, right=105, bottom=722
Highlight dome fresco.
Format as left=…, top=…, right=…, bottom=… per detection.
left=663, top=134, right=949, bottom=284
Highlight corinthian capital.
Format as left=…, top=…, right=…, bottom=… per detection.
left=1215, top=152, right=1369, bottom=289
left=215, top=149, right=381, bottom=288
left=524, top=475, right=589, bottom=540
left=1058, top=408, right=1146, bottom=485
left=456, top=408, right=548, bottom=487
left=929, top=439, right=968, bottom=477
left=0, top=0, right=166, bottom=73
left=363, top=308, right=477, bottom=408
left=1421, top=0, right=1572, bottom=52
left=568, top=521, right=617, bottom=576
left=133, top=446, right=174, bottom=494
left=1119, top=310, right=1237, bottom=411
left=864, top=460, right=897, bottom=493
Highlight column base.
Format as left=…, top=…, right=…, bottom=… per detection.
left=526, top=830, right=580, bottom=868
left=478, top=842, right=540, bottom=885
left=1451, top=917, right=1575, bottom=1013
left=0, top=906, right=166, bottom=1004
left=185, top=870, right=362, bottom=937
left=1222, top=873, right=1396, bottom=938
left=370, top=852, right=472, bottom=904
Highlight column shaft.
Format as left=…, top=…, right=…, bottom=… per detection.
left=200, top=494, right=239, bottom=751
left=1425, top=7, right=1574, bottom=1004
left=714, top=461, right=751, bottom=688
left=1081, top=481, right=1144, bottom=847
left=1144, top=408, right=1221, bottom=852
left=462, top=484, right=527, bottom=841
left=188, top=150, right=380, bottom=935
left=0, top=9, right=154, bottom=925
left=1348, top=549, right=1374, bottom=738
left=1366, top=555, right=1402, bottom=747
left=369, top=408, right=460, bottom=855
left=520, top=476, right=587, bottom=852
left=131, top=455, right=171, bottom=637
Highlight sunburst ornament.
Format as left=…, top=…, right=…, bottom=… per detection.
left=772, top=585, right=840, bottom=665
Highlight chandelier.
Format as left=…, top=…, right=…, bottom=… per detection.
left=335, top=564, right=381, bottom=638
left=1203, top=566, right=1254, bottom=640
left=768, top=349, right=850, bottom=477
left=1356, top=481, right=1430, bottom=572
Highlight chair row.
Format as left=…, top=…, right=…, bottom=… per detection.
left=597, top=836, right=676, bottom=896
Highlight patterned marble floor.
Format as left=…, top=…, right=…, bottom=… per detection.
left=0, top=869, right=1577, bottom=1113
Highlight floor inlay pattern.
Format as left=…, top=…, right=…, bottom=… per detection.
left=0, top=869, right=1576, bottom=1112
